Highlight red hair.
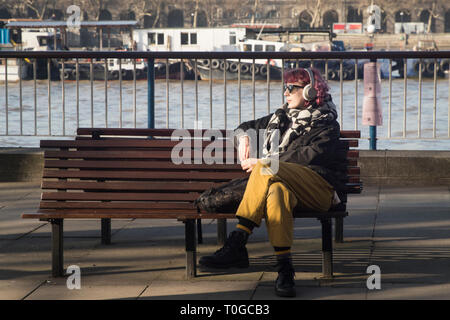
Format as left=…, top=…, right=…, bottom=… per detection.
left=283, top=67, right=330, bottom=106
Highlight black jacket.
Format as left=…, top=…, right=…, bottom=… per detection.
left=234, top=110, right=347, bottom=192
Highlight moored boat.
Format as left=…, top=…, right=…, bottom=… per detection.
left=191, top=58, right=282, bottom=80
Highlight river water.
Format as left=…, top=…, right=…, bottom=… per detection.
left=0, top=78, right=449, bottom=150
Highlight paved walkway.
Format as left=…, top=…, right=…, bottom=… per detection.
left=0, top=182, right=449, bottom=300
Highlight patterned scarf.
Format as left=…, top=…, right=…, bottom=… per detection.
left=262, top=96, right=338, bottom=159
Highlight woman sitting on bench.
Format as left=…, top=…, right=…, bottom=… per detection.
left=199, top=67, right=344, bottom=298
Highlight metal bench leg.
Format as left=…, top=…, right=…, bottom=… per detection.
left=185, top=219, right=197, bottom=279
left=335, top=217, right=344, bottom=243
left=51, top=219, right=64, bottom=277
left=197, top=219, right=203, bottom=244
left=101, top=218, right=111, bottom=245
left=320, top=218, right=333, bottom=279
left=217, top=218, right=227, bottom=245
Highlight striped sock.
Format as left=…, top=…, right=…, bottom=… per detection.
left=236, top=224, right=253, bottom=235
left=236, top=217, right=258, bottom=235
left=274, top=247, right=291, bottom=260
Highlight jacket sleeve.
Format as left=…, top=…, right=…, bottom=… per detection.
left=278, top=123, right=340, bottom=166
left=233, top=113, right=274, bottom=149
left=234, top=113, right=274, bottom=134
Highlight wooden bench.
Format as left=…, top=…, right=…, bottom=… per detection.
left=23, top=128, right=362, bottom=279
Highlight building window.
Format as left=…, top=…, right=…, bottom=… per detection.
left=149, top=33, right=164, bottom=45
left=181, top=32, right=189, bottom=45
left=190, top=33, right=197, bottom=44
left=266, top=10, right=278, bottom=19
left=254, top=44, right=263, bottom=52
left=243, top=44, right=252, bottom=51
left=148, top=33, right=155, bottom=44
left=181, top=32, right=197, bottom=45
left=157, top=33, right=164, bottom=45
left=229, top=32, right=236, bottom=45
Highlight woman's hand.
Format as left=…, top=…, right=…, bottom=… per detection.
left=238, top=135, right=250, bottom=162
left=241, top=158, right=258, bottom=173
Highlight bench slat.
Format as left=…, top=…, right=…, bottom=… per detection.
left=37, top=208, right=199, bottom=215
left=23, top=210, right=348, bottom=220
left=23, top=212, right=198, bottom=219
left=42, top=138, right=358, bottom=149
left=77, top=128, right=229, bottom=137
left=40, top=201, right=196, bottom=210
left=41, top=139, right=235, bottom=149
left=345, top=183, right=363, bottom=194
left=77, top=128, right=361, bottom=139
left=44, top=150, right=237, bottom=160
left=44, top=160, right=243, bottom=170
left=44, top=149, right=359, bottom=160
left=41, top=181, right=217, bottom=191
left=75, top=136, right=360, bottom=148
left=42, top=171, right=357, bottom=184
left=43, top=159, right=360, bottom=175
left=43, top=169, right=248, bottom=180
left=41, top=192, right=200, bottom=201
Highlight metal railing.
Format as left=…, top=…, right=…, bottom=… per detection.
left=1, top=50, right=450, bottom=150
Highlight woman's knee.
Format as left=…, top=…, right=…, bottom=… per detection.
left=265, top=182, right=296, bottom=225
left=267, top=182, right=298, bottom=208
left=267, top=182, right=285, bottom=197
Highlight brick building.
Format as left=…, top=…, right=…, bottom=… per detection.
left=1, top=0, right=450, bottom=33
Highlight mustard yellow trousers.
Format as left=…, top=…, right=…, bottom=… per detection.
left=235, top=159, right=334, bottom=248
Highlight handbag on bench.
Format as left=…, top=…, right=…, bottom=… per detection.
left=194, top=177, right=249, bottom=213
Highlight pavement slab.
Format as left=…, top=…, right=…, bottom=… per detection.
left=252, top=283, right=367, bottom=300
left=366, top=283, right=450, bottom=300
left=0, top=182, right=449, bottom=300
left=140, top=280, right=258, bottom=300
left=0, top=277, right=46, bottom=300
left=25, top=277, right=148, bottom=300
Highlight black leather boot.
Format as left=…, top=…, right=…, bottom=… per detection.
left=199, top=230, right=249, bottom=269
left=275, top=258, right=296, bottom=297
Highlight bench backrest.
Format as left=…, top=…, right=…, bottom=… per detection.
left=37, top=128, right=361, bottom=219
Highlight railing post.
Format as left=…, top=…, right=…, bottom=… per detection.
left=147, top=58, right=155, bottom=129
left=369, top=58, right=377, bottom=151
left=369, top=126, right=377, bottom=150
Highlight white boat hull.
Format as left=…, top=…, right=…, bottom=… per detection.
left=0, top=65, right=20, bottom=82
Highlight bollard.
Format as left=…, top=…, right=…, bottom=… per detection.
left=147, top=58, right=155, bottom=129
left=369, top=126, right=377, bottom=150
left=362, top=60, right=382, bottom=150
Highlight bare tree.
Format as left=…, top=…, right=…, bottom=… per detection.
left=192, top=0, right=200, bottom=27
left=130, top=0, right=163, bottom=28
left=0, top=0, right=14, bottom=16
left=425, top=1, right=439, bottom=33
left=148, top=0, right=164, bottom=28
left=250, top=0, right=259, bottom=25
left=309, top=0, right=322, bottom=28
left=24, top=0, right=49, bottom=19
left=199, top=0, right=216, bottom=27
left=77, top=0, right=101, bottom=20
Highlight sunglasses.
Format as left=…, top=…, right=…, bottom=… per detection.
left=283, top=84, right=304, bottom=93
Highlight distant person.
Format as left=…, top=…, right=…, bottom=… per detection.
left=199, top=67, right=346, bottom=297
